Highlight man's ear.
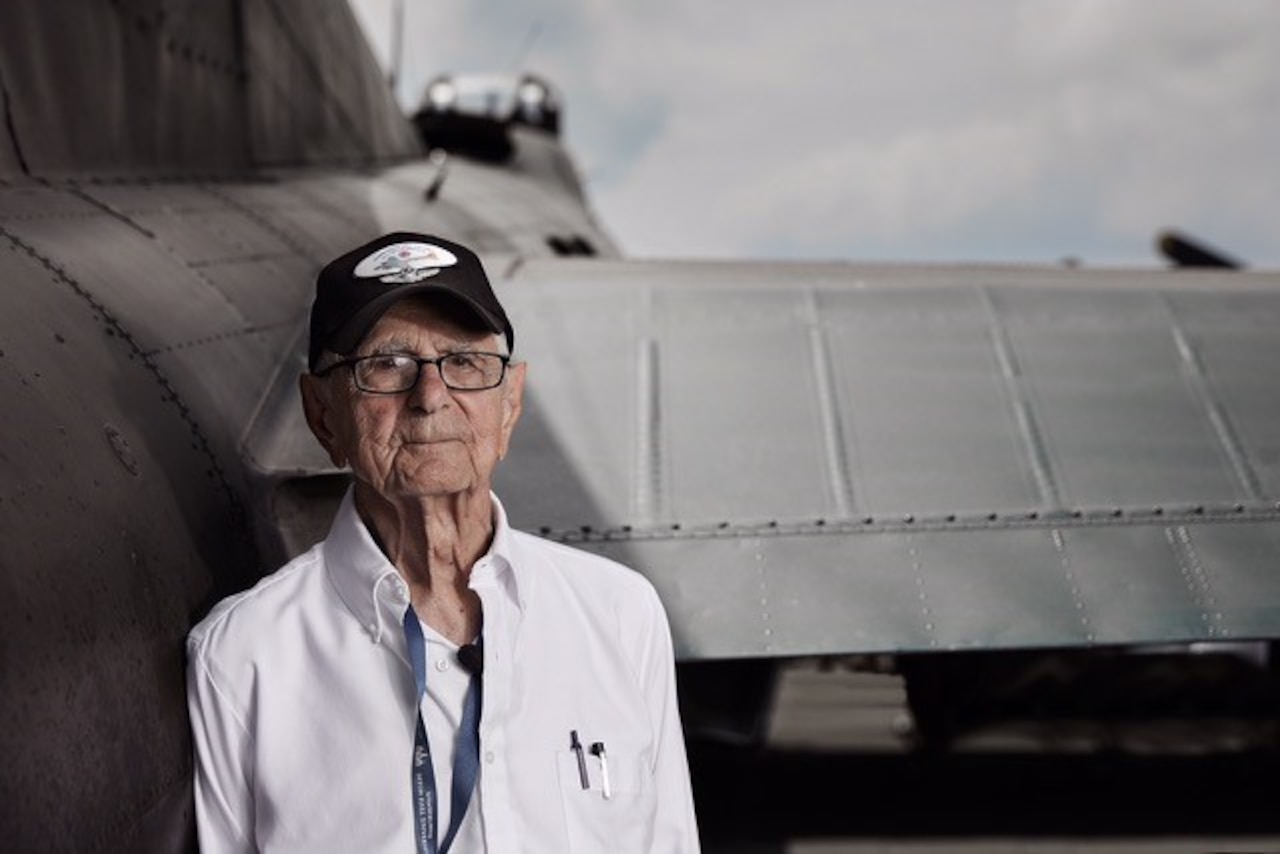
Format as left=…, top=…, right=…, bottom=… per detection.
left=496, top=361, right=526, bottom=461
left=300, top=373, right=348, bottom=468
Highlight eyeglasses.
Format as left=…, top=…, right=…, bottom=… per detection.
left=316, top=352, right=510, bottom=393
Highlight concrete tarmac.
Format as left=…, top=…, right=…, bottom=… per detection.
left=693, top=661, right=1280, bottom=854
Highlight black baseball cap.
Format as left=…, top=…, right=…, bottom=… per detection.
left=307, top=232, right=513, bottom=371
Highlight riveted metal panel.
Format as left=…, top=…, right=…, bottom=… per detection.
left=139, top=208, right=295, bottom=267
left=1170, top=290, right=1280, bottom=499
left=585, top=532, right=940, bottom=659
left=1000, top=287, right=1242, bottom=508
left=495, top=260, right=1280, bottom=533
left=239, top=332, right=321, bottom=475
left=0, top=229, right=239, bottom=852
left=7, top=215, right=246, bottom=354
left=1054, top=525, right=1213, bottom=644
left=0, top=0, right=246, bottom=178
left=85, top=183, right=303, bottom=269
left=822, top=287, right=1042, bottom=515
left=497, top=276, right=644, bottom=529
left=584, top=517, right=1280, bottom=660
left=487, top=258, right=1280, bottom=662
left=191, top=253, right=316, bottom=328
left=77, top=184, right=231, bottom=216
left=907, top=527, right=1090, bottom=649
left=592, top=536, right=773, bottom=659
left=0, top=184, right=103, bottom=220
left=752, top=532, right=935, bottom=657
left=235, top=176, right=384, bottom=262
left=152, top=332, right=279, bottom=469
left=242, top=0, right=419, bottom=166
left=1171, top=522, right=1280, bottom=640
left=2, top=0, right=418, bottom=180
left=661, top=286, right=833, bottom=524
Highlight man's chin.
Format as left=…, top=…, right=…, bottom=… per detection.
left=388, top=469, right=482, bottom=501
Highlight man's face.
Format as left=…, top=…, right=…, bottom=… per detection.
left=301, top=297, right=524, bottom=502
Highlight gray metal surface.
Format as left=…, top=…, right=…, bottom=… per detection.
left=242, top=0, right=421, bottom=165
left=231, top=250, right=1280, bottom=663
left=0, top=0, right=244, bottom=178
left=488, top=260, right=1280, bottom=658
left=0, top=216, right=243, bottom=851
left=0, top=0, right=416, bottom=181
left=3, top=2, right=429, bottom=849
left=1, top=7, right=623, bottom=848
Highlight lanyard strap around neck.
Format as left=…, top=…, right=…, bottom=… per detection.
left=403, top=607, right=482, bottom=854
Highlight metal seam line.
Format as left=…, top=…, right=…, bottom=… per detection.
left=980, top=286, right=1064, bottom=510
left=66, top=186, right=156, bottom=240
left=804, top=287, right=855, bottom=519
left=1051, top=528, right=1096, bottom=644
left=0, top=64, right=31, bottom=176
left=543, top=504, right=1280, bottom=544
left=1163, top=296, right=1264, bottom=503
left=1165, top=525, right=1226, bottom=639
left=634, top=335, right=664, bottom=525
left=199, top=183, right=327, bottom=266
left=756, top=549, right=772, bottom=655
left=1, top=225, right=243, bottom=517
left=908, top=538, right=939, bottom=650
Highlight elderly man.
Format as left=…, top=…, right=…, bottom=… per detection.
left=187, top=233, right=699, bottom=853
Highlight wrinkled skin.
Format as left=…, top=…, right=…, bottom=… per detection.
left=300, top=296, right=525, bottom=642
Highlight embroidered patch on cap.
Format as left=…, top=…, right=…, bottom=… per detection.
left=353, top=241, right=459, bottom=284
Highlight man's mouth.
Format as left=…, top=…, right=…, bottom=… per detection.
left=403, top=435, right=460, bottom=445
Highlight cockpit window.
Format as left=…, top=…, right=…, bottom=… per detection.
left=417, top=73, right=560, bottom=133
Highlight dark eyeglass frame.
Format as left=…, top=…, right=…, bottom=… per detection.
left=314, top=351, right=511, bottom=393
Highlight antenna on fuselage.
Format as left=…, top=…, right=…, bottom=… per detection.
left=1157, top=229, right=1244, bottom=270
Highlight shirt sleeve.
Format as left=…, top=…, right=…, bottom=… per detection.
left=186, top=636, right=256, bottom=854
left=634, top=583, right=702, bottom=853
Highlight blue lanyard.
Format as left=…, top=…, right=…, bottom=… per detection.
left=403, top=607, right=482, bottom=854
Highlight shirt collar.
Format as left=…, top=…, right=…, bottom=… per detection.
left=480, top=491, right=527, bottom=611
left=323, top=487, right=526, bottom=644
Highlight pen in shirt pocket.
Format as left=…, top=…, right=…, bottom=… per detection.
left=589, top=741, right=611, bottom=799
left=569, top=730, right=589, bottom=789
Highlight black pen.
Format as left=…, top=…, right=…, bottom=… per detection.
left=570, top=730, right=589, bottom=789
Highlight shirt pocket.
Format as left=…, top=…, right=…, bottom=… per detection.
left=555, top=743, right=655, bottom=854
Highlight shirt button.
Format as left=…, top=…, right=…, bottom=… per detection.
left=484, top=751, right=495, bottom=764
left=434, top=658, right=450, bottom=672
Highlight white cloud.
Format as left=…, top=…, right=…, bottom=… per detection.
left=351, top=0, right=1280, bottom=266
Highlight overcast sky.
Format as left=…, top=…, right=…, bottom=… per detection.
left=349, top=1, right=1278, bottom=269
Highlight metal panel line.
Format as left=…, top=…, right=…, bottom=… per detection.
left=804, top=288, right=856, bottom=518
left=1163, top=297, right=1264, bottom=503
left=980, top=286, right=1064, bottom=510
left=634, top=336, right=665, bottom=524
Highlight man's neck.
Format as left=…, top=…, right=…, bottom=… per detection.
left=354, top=483, right=490, bottom=644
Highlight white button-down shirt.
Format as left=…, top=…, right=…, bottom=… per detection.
left=187, top=490, right=700, bottom=853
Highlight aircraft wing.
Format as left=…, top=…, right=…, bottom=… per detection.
left=489, top=258, right=1280, bottom=659
left=249, top=255, right=1280, bottom=660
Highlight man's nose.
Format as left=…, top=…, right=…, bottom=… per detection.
left=408, top=361, right=451, bottom=408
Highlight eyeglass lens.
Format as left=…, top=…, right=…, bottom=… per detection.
left=353, top=353, right=505, bottom=392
